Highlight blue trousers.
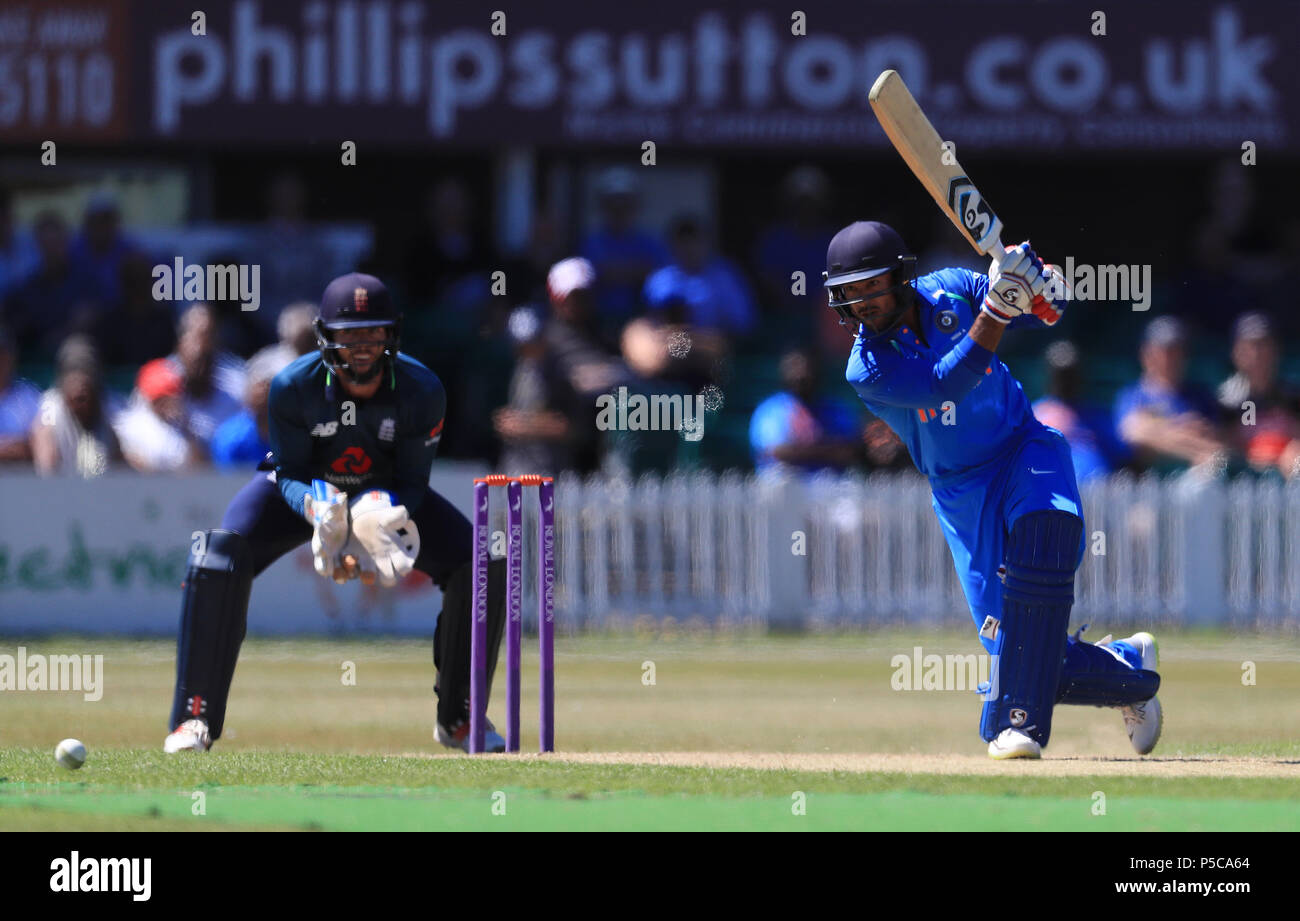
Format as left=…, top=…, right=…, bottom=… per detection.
left=929, top=424, right=1084, bottom=654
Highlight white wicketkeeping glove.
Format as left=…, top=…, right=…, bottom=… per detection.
left=303, top=481, right=349, bottom=581
left=348, top=490, right=421, bottom=587
left=330, top=532, right=379, bottom=585
left=982, top=242, right=1050, bottom=324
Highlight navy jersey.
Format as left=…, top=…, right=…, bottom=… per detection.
left=268, top=352, right=446, bottom=517
left=846, top=267, right=1040, bottom=479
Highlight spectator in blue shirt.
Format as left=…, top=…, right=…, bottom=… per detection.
left=750, top=348, right=862, bottom=473
left=1114, top=316, right=1226, bottom=469
left=579, top=168, right=670, bottom=327
left=211, top=351, right=286, bottom=470
left=0, top=188, right=40, bottom=302
left=643, top=215, right=757, bottom=337
left=1033, top=341, right=1129, bottom=481
left=753, top=166, right=836, bottom=317
left=4, top=211, right=101, bottom=360
left=68, top=192, right=140, bottom=312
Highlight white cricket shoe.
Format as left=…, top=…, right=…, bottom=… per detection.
left=988, top=728, right=1042, bottom=760
left=435, top=718, right=506, bottom=754
left=164, top=718, right=212, bottom=753
left=1120, top=697, right=1162, bottom=755
left=1104, top=631, right=1163, bottom=755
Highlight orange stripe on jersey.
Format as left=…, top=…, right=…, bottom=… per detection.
left=917, top=409, right=928, bottom=422
left=429, top=419, right=444, bottom=437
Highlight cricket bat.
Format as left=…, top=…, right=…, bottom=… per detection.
left=869, top=69, right=1008, bottom=266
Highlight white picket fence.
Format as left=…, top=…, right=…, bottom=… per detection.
left=544, top=469, right=1300, bottom=632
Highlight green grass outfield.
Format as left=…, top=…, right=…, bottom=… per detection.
left=1, top=750, right=1298, bottom=831
left=2, top=632, right=1298, bottom=831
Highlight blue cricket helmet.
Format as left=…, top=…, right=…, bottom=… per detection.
left=313, top=272, right=402, bottom=383
left=823, top=221, right=918, bottom=336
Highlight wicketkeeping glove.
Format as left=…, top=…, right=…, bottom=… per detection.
left=349, top=490, right=421, bottom=587
left=330, top=533, right=379, bottom=585
left=304, top=480, right=349, bottom=581
left=982, top=242, right=1050, bottom=324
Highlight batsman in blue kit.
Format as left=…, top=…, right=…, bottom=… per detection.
left=165, top=273, right=508, bottom=754
left=824, top=222, right=1163, bottom=758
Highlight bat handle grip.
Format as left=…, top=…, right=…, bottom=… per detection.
left=987, top=237, right=1007, bottom=267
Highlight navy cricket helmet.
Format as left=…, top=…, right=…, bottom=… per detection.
left=823, top=221, right=918, bottom=336
left=314, top=272, right=402, bottom=384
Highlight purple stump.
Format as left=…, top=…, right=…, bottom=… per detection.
left=469, top=480, right=490, bottom=754
left=505, top=479, right=523, bottom=752
left=538, top=478, right=555, bottom=752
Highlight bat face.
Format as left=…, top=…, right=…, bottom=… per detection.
left=869, top=69, right=1005, bottom=259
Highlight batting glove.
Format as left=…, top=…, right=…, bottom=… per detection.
left=1028, top=263, right=1070, bottom=327
left=982, top=242, right=1049, bottom=324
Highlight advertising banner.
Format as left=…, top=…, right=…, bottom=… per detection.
left=2, top=1, right=1292, bottom=151
left=0, top=468, right=485, bottom=636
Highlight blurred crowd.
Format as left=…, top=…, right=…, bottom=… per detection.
left=1, top=162, right=1297, bottom=483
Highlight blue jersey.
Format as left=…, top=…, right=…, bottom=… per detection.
left=268, top=352, right=446, bottom=517
left=846, top=267, right=1040, bottom=479
left=842, top=266, right=1102, bottom=740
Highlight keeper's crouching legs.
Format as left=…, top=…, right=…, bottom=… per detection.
left=169, top=529, right=252, bottom=741
left=433, top=557, right=507, bottom=730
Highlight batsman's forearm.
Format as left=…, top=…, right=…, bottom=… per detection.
left=968, top=312, right=1006, bottom=352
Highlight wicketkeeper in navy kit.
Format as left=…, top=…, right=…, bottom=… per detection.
left=165, top=273, right=508, bottom=753
left=825, top=221, right=1163, bottom=759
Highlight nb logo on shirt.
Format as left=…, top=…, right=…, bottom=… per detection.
left=310, top=421, right=338, bottom=437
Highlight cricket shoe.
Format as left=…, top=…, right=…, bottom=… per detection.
left=163, top=718, right=212, bottom=753
left=435, top=718, right=505, bottom=754
left=988, top=728, right=1041, bottom=760
left=1101, top=631, right=1163, bottom=756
